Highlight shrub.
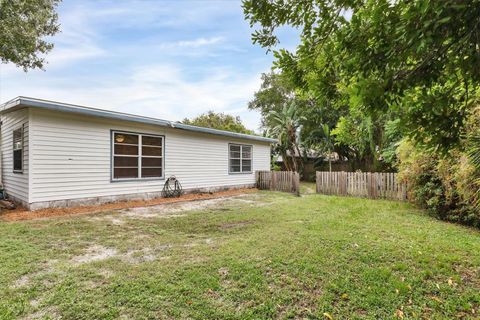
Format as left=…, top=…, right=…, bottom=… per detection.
left=398, top=140, right=480, bottom=227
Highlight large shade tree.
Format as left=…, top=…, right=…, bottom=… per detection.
left=1, top=0, right=61, bottom=71
left=182, top=111, right=254, bottom=135
left=243, top=0, right=480, bottom=152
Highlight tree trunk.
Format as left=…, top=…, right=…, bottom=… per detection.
left=294, top=143, right=304, bottom=175
left=289, top=149, right=298, bottom=172
left=281, top=150, right=291, bottom=171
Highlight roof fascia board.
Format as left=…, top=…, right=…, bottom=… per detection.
left=0, top=97, right=277, bottom=143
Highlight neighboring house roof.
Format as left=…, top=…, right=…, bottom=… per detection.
left=276, top=149, right=341, bottom=162
left=276, top=148, right=324, bottom=159
left=0, top=97, right=277, bottom=143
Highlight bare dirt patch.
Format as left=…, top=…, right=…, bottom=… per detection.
left=220, top=220, right=255, bottom=229
left=10, top=260, right=58, bottom=289
left=121, top=197, right=227, bottom=219
left=90, top=194, right=263, bottom=225
left=72, top=245, right=118, bottom=264
left=121, top=245, right=172, bottom=264
left=10, top=274, right=32, bottom=289
left=22, top=306, right=60, bottom=320
left=0, top=188, right=258, bottom=222
left=89, top=215, right=126, bottom=225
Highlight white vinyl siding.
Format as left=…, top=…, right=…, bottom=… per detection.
left=28, top=109, right=270, bottom=204
left=0, top=109, right=29, bottom=204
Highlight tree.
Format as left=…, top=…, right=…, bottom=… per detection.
left=267, top=103, right=304, bottom=172
left=248, top=72, right=296, bottom=129
left=308, top=124, right=335, bottom=172
left=466, top=107, right=480, bottom=210
left=244, top=0, right=480, bottom=225
left=249, top=70, right=352, bottom=164
left=243, top=0, right=480, bottom=152
left=0, top=0, right=61, bottom=71
left=182, top=111, right=254, bottom=135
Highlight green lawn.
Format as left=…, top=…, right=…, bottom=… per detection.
left=1, top=191, right=479, bottom=319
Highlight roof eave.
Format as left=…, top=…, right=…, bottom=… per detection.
left=0, top=97, right=277, bottom=144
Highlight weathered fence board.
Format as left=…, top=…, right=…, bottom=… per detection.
left=256, top=171, right=300, bottom=196
left=315, top=171, right=407, bottom=201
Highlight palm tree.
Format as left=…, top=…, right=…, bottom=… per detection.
left=268, top=103, right=304, bottom=172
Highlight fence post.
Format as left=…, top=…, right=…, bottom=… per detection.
left=270, top=171, right=275, bottom=191
left=369, top=173, right=373, bottom=198
left=288, top=171, right=292, bottom=193
left=293, top=172, right=300, bottom=196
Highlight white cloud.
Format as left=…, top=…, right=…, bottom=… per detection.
left=173, top=37, right=224, bottom=48
left=46, top=45, right=106, bottom=67
left=0, top=63, right=264, bottom=130
left=64, top=0, right=240, bottom=31
left=157, top=37, right=224, bottom=51
left=37, top=1, right=113, bottom=68
left=152, top=37, right=227, bottom=58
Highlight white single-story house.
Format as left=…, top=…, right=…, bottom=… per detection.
left=0, top=97, right=274, bottom=210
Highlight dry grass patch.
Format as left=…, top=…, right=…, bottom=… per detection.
left=0, top=188, right=257, bottom=222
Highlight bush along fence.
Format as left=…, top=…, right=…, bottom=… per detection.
left=256, top=171, right=300, bottom=196
left=316, top=171, right=408, bottom=201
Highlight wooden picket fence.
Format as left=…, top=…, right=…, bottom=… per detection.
left=256, top=171, right=300, bottom=196
left=316, top=171, right=408, bottom=200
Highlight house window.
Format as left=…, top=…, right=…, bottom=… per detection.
left=229, top=144, right=252, bottom=173
left=112, top=131, right=163, bottom=180
left=13, top=127, right=23, bottom=172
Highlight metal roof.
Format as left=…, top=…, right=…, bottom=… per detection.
left=0, top=97, right=276, bottom=143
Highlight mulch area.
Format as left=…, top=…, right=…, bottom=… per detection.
left=0, top=188, right=258, bottom=222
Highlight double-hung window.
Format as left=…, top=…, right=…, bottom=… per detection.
left=112, top=131, right=164, bottom=180
left=13, top=127, right=23, bottom=173
left=229, top=144, right=252, bottom=173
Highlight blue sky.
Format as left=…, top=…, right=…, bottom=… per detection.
left=0, top=0, right=298, bottom=131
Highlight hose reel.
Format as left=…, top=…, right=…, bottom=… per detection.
left=162, top=176, right=183, bottom=198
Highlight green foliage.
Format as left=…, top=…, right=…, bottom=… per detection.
left=307, top=124, right=335, bottom=171
left=248, top=72, right=297, bottom=129
left=332, top=115, right=374, bottom=161
left=398, top=140, right=480, bottom=227
left=244, top=0, right=480, bottom=225
left=0, top=0, right=61, bottom=70
left=397, top=141, right=447, bottom=215
left=182, top=111, right=254, bottom=135
left=465, top=107, right=480, bottom=209
left=267, top=102, right=304, bottom=172
left=243, top=0, right=480, bottom=152
left=381, top=119, right=403, bottom=167
left=396, top=79, right=476, bottom=152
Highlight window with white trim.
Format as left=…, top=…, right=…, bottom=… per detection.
left=13, top=127, right=23, bottom=172
left=112, top=131, right=163, bottom=180
left=229, top=144, right=252, bottom=173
